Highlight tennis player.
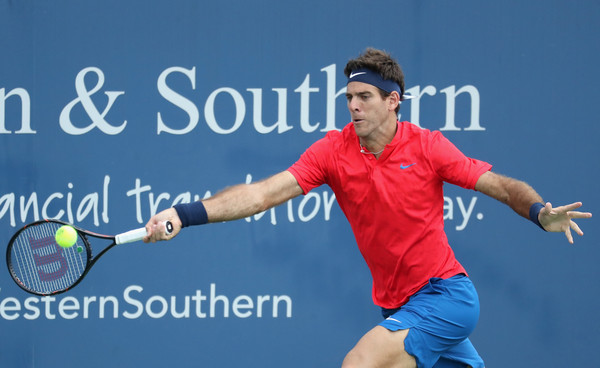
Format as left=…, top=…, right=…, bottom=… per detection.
left=144, top=48, right=591, bottom=368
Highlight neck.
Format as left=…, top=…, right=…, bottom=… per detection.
left=359, top=119, right=398, bottom=154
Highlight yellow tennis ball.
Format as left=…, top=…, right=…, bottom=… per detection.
left=55, top=225, right=77, bottom=248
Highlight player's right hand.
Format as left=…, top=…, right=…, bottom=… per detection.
left=144, top=207, right=182, bottom=243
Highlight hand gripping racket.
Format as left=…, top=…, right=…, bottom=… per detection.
left=6, top=219, right=173, bottom=296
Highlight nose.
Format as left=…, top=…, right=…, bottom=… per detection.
left=348, top=97, right=360, bottom=112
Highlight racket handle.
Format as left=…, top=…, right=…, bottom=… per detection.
left=115, top=221, right=173, bottom=245
left=115, top=228, right=147, bottom=244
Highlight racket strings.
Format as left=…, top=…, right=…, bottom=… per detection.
left=9, top=222, right=89, bottom=294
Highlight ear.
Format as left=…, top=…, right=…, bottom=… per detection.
left=388, top=91, right=400, bottom=112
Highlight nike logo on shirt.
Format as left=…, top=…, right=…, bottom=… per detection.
left=400, top=163, right=416, bottom=169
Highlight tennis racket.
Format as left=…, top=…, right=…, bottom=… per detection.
left=6, top=219, right=173, bottom=296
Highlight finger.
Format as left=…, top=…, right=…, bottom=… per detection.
left=150, top=222, right=162, bottom=243
left=143, top=224, right=154, bottom=243
left=567, top=211, right=593, bottom=219
left=553, top=202, right=583, bottom=213
left=570, top=220, right=584, bottom=236
left=147, top=217, right=163, bottom=240
left=565, top=226, right=574, bottom=244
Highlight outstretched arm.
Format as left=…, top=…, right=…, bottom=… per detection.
left=203, top=170, right=303, bottom=222
left=143, top=170, right=304, bottom=242
left=474, top=171, right=592, bottom=243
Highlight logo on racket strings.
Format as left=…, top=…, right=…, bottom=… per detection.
left=30, top=236, right=68, bottom=282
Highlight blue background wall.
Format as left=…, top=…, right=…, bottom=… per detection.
left=1, top=1, right=598, bottom=367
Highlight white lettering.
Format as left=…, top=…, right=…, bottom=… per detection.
left=146, top=295, right=169, bottom=319
left=298, top=192, right=321, bottom=222
left=440, top=85, right=485, bottom=131
left=444, top=196, right=482, bottom=231
left=2, top=64, right=486, bottom=137
left=322, top=191, right=336, bottom=221
left=1, top=176, right=110, bottom=227
left=20, top=193, right=39, bottom=223
left=123, top=285, right=144, bottom=319
left=320, top=64, right=345, bottom=132
left=0, top=284, right=291, bottom=321
left=256, top=295, right=270, bottom=318
left=23, top=297, right=40, bottom=320
left=102, top=175, right=110, bottom=224
left=272, top=295, right=292, bottom=318
left=0, top=87, right=34, bottom=134
left=210, top=283, right=229, bottom=318
left=456, top=196, right=478, bottom=231
left=126, top=179, right=152, bottom=224
left=192, top=290, right=207, bottom=318
left=247, top=88, right=292, bottom=134
left=83, top=296, right=97, bottom=319
left=232, top=295, right=254, bottom=318
left=294, top=74, right=320, bottom=132
left=99, top=296, right=119, bottom=319
left=156, top=66, right=199, bottom=135
left=171, top=295, right=190, bottom=319
left=0, top=193, right=16, bottom=227
left=0, top=296, right=20, bottom=320
left=401, top=85, right=437, bottom=128
left=42, top=192, right=63, bottom=220
left=41, top=296, right=56, bottom=320
left=58, top=296, right=80, bottom=319
left=444, top=196, right=453, bottom=220
left=59, top=67, right=126, bottom=135
left=205, top=87, right=245, bottom=134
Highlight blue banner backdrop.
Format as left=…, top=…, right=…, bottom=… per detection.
left=1, top=1, right=599, bottom=367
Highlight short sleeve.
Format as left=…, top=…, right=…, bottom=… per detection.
left=287, top=135, right=334, bottom=194
left=427, top=131, right=492, bottom=189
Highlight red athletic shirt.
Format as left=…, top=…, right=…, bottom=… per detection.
left=287, top=121, right=492, bottom=309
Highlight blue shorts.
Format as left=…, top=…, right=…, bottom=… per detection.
left=379, top=275, right=485, bottom=368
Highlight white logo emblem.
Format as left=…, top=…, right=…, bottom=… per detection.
left=349, top=71, right=367, bottom=79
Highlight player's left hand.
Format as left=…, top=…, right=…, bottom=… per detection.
left=538, top=202, right=592, bottom=244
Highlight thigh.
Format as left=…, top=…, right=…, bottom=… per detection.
left=380, top=275, right=483, bottom=368
left=342, top=326, right=416, bottom=368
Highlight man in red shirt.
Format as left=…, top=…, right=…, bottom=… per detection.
left=287, top=117, right=490, bottom=310
left=144, top=48, right=591, bottom=368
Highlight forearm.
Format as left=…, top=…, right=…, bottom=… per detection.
left=203, top=170, right=303, bottom=223
left=203, top=182, right=270, bottom=222
left=475, top=171, right=543, bottom=219
left=499, top=177, right=542, bottom=219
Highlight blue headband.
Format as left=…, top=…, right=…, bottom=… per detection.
left=347, top=68, right=402, bottom=95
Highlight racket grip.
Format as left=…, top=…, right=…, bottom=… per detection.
left=115, top=221, right=173, bottom=245
left=115, top=228, right=147, bottom=244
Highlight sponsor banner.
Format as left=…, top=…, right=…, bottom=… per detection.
left=1, top=1, right=598, bottom=367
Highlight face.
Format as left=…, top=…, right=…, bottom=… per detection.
left=345, top=81, right=399, bottom=140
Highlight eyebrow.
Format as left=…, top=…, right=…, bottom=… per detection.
left=345, top=91, right=373, bottom=98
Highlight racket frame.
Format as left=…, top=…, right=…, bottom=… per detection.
left=6, top=219, right=141, bottom=296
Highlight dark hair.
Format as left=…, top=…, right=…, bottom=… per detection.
left=344, top=48, right=405, bottom=113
